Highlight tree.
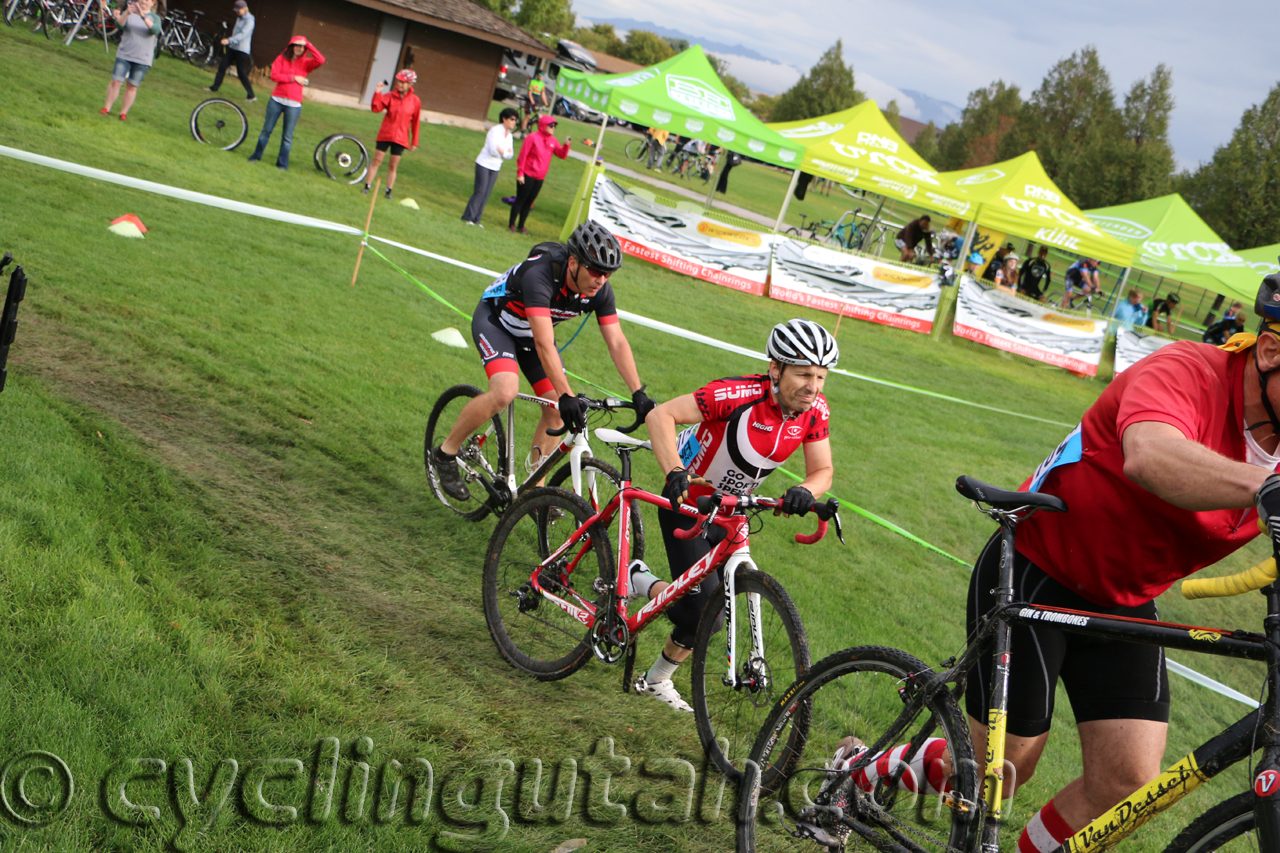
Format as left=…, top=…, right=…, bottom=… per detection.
left=933, top=81, right=1022, bottom=170
left=665, top=37, right=689, bottom=53
left=571, top=23, right=624, bottom=57
left=473, top=0, right=515, bottom=19
left=513, top=0, right=574, bottom=39
left=619, top=29, right=675, bottom=66
left=749, top=92, right=780, bottom=122
left=911, top=120, right=941, bottom=166
left=1179, top=81, right=1280, bottom=250
left=707, top=53, right=752, bottom=106
left=1114, top=64, right=1176, bottom=203
left=770, top=39, right=863, bottom=123
left=882, top=99, right=902, bottom=133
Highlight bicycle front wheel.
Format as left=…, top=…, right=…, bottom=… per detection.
left=424, top=384, right=507, bottom=522
left=482, top=487, right=613, bottom=680
left=1164, top=791, right=1257, bottom=852
left=624, top=137, right=647, bottom=161
left=190, top=98, right=248, bottom=150
left=690, top=568, right=809, bottom=787
left=321, top=133, right=370, bottom=184
left=738, top=645, right=980, bottom=853
left=547, top=456, right=645, bottom=562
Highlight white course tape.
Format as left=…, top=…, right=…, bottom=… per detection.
left=0, top=145, right=362, bottom=236
left=0, top=143, right=1255, bottom=709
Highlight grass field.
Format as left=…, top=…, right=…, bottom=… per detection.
left=0, top=25, right=1271, bottom=852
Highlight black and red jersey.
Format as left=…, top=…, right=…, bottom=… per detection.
left=676, top=374, right=830, bottom=498
left=481, top=242, right=618, bottom=339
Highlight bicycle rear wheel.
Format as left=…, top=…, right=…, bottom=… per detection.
left=737, top=645, right=980, bottom=853
left=321, top=133, right=370, bottom=184
left=190, top=98, right=248, bottom=151
left=1164, top=791, right=1257, bottom=852
left=314, top=133, right=338, bottom=171
left=424, top=384, right=507, bottom=522
left=624, top=137, right=648, bottom=162
left=547, top=456, right=645, bottom=562
left=482, top=487, right=613, bottom=680
left=690, top=568, right=809, bottom=788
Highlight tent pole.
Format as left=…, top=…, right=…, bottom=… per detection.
left=1105, top=268, right=1130, bottom=322
left=859, top=194, right=888, bottom=251
left=931, top=218, right=978, bottom=342
left=578, top=113, right=607, bottom=209
left=702, top=152, right=721, bottom=213
left=593, top=112, right=608, bottom=153
left=773, top=169, right=801, bottom=234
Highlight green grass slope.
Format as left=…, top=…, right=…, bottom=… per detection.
left=0, top=26, right=1270, bottom=852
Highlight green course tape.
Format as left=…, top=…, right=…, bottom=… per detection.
left=773, top=467, right=970, bottom=566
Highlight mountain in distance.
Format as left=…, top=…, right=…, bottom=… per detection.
left=590, top=17, right=775, bottom=64
left=899, top=89, right=962, bottom=128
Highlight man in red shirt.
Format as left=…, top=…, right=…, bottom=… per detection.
left=967, top=274, right=1280, bottom=853
left=629, top=318, right=837, bottom=712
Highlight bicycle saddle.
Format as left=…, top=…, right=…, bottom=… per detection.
left=955, top=475, right=1066, bottom=512
left=594, top=428, right=650, bottom=450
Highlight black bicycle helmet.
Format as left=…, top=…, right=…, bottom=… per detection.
left=567, top=220, right=624, bottom=273
left=1255, top=273, right=1280, bottom=324
left=767, top=318, right=839, bottom=367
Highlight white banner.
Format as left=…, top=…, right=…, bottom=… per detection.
left=1114, top=326, right=1178, bottom=374
left=768, top=238, right=942, bottom=334
left=953, top=277, right=1108, bottom=375
left=586, top=174, right=774, bottom=296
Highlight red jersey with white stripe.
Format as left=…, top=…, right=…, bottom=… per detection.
left=676, top=374, right=830, bottom=498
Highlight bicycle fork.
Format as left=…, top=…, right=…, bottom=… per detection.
left=720, top=551, right=765, bottom=691
left=981, top=521, right=1018, bottom=852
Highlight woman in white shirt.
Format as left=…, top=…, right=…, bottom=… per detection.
left=461, top=108, right=518, bottom=226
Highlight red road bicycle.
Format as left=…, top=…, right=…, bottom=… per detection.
left=482, top=426, right=842, bottom=786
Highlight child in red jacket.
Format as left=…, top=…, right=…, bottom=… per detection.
left=247, top=35, right=325, bottom=170
left=363, top=68, right=422, bottom=200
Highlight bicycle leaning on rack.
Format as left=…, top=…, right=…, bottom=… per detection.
left=738, top=474, right=1280, bottom=853
left=484, top=426, right=842, bottom=787
left=424, top=388, right=647, bottom=553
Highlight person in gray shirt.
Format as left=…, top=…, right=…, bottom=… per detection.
left=98, top=0, right=161, bottom=120
left=206, top=0, right=256, bottom=101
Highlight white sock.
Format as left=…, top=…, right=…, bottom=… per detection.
left=629, top=560, right=661, bottom=599
left=646, top=650, right=680, bottom=683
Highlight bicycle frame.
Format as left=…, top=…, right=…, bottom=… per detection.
left=937, top=512, right=1280, bottom=853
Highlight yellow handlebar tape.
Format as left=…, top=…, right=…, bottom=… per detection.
left=1182, top=558, right=1278, bottom=600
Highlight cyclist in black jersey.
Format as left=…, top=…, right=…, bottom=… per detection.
left=429, top=221, right=655, bottom=500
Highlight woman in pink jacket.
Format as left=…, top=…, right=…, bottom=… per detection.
left=247, top=35, right=325, bottom=170
left=509, top=114, right=570, bottom=233
left=362, top=68, right=421, bottom=200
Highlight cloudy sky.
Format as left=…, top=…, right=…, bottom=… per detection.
left=574, top=0, right=1276, bottom=170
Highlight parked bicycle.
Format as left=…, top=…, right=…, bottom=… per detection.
left=737, top=474, right=1280, bottom=853
left=784, top=211, right=864, bottom=251
left=425, top=388, right=647, bottom=554
left=158, top=8, right=212, bottom=65
left=483, top=426, right=842, bottom=786
left=624, top=133, right=671, bottom=166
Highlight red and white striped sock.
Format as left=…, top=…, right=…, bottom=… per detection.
left=833, top=738, right=953, bottom=795
left=1018, top=799, right=1073, bottom=853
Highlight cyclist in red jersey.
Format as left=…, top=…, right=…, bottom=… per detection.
left=960, top=275, right=1280, bottom=853
left=428, top=221, right=654, bottom=500
left=627, top=318, right=837, bottom=712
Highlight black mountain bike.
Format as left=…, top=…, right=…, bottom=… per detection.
left=738, top=475, right=1280, bottom=852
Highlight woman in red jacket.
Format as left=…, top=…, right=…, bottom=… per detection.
left=509, top=114, right=570, bottom=233
left=247, top=35, right=325, bottom=170
left=362, top=69, right=421, bottom=200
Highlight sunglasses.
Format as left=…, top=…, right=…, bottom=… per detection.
left=547, top=122, right=558, bottom=128
left=579, top=262, right=609, bottom=279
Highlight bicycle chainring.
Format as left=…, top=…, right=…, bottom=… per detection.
left=590, top=609, right=629, bottom=664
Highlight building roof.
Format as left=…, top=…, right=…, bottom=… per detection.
left=590, top=51, right=642, bottom=74
left=897, top=115, right=938, bottom=145
left=350, top=0, right=555, bottom=58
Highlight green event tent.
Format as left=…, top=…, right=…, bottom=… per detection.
left=766, top=101, right=971, bottom=216
left=937, top=152, right=1135, bottom=267
left=1239, top=244, right=1280, bottom=279
left=557, top=46, right=805, bottom=170
left=1084, top=194, right=1260, bottom=301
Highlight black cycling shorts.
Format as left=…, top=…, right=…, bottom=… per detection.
left=375, top=140, right=406, bottom=156
left=964, top=532, right=1170, bottom=737
left=657, top=506, right=727, bottom=649
left=469, top=301, right=556, bottom=396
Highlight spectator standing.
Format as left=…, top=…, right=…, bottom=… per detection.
left=510, top=114, right=569, bottom=234
left=994, top=254, right=1019, bottom=293
left=247, top=36, right=325, bottom=170
left=362, top=69, right=421, bottom=200
left=983, top=243, right=1015, bottom=281
left=98, top=0, right=161, bottom=120
left=1018, top=245, right=1052, bottom=301
left=646, top=126, right=670, bottom=170
left=1203, top=312, right=1245, bottom=345
left=895, top=215, right=934, bottom=263
left=1112, top=289, right=1149, bottom=330
left=204, top=0, right=255, bottom=101
left=1147, top=292, right=1182, bottom=333
left=462, top=108, right=518, bottom=226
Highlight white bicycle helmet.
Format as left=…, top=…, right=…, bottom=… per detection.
left=767, top=318, right=839, bottom=367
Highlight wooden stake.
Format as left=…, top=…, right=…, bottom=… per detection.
left=350, top=177, right=380, bottom=286
left=833, top=300, right=847, bottom=336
